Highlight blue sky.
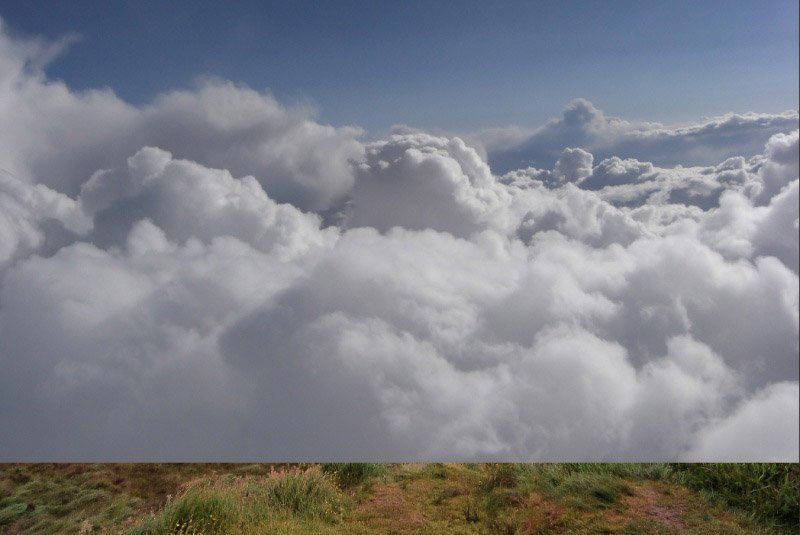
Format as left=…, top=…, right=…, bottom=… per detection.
left=2, top=0, right=798, bottom=135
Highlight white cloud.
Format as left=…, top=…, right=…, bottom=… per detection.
left=80, top=146, right=338, bottom=259
left=0, top=168, right=90, bottom=273
left=0, top=22, right=797, bottom=461
left=343, top=133, right=516, bottom=237
left=553, top=147, right=594, bottom=185
left=684, top=382, right=800, bottom=462
left=753, top=130, right=799, bottom=203
left=479, top=98, right=798, bottom=173
left=0, top=21, right=364, bottom=211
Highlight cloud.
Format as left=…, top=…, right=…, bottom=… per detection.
left=80, top=146, right=338, bottom=258
left=0, top=20, right=364, bottom=211
left=344, top=133, right=513, bottom=237
left=754, top=130, right=800, bottom=203
left=0, top=22, right=797, bottom=461
left=479, top=98, right=798, bottom=173
left=0, top=167, right=90, bottom=274
left=684, top=381, right=800, bottom=461
left=553, top=147, right=594, bottom=185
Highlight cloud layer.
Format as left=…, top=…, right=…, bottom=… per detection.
left=479, top=98, right=798, bottom=174
left=0, top=22, right=797, bottom=461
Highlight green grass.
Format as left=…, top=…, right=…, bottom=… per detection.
left=550, top=472, right=634, bottom=509
left=128, top=486, right=237, bottom=535
left=672, top=463, right=800, bottom=530
left=321, top=463, right=386, bottom=487
left=127, top=467, right=344, bottom=534
left=0, top=463, right=796, bottom=534
left=0, top=503, right=27, bottom=525
left=0, top=465, right=144, bottom=534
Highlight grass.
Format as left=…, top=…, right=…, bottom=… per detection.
left=321, top=463, right=387, bottom=488
left=672, top=463, right=800, bottom=531
left=128, top=485, right=237, bottom=535
left=0, top=463, right=796, bottom=534
left=127, top=467, right=344, bottom=534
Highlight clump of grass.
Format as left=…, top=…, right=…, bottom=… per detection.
left=251, top=466, right=344, bottom=519
left=128, top=487, right=237, bottom=535
left=475, top=464, right=525, bottom=523
left=128, top=466, right=344, bottom=534
left=0, top=502, right=27, bottom=525
left=427, top=463, right=448, bottom=479
left=553, top=472, right=634, bottom=509
left=432, top=485, right=462, bottom=506
left=672, top=463, right=799, bottom=530
left=479, top=464, right=521, bottom=491
left=506, top=465, right=635, bottom=511
left=559, top=463, right=673, bottom=480
left=321, top=463, right=385, bottom=487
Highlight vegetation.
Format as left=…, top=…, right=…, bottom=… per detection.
left=321, top=463, right=387, bottom=488
left=127, top=467, right=343, bottom=534
left=0, top=463, right=796, bottom=534
left=672, top=463, right=799, bottom=531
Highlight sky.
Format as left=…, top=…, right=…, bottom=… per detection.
left=0, top=0, right=797, bottom=133
left=0, top=4, right=798, bottom=461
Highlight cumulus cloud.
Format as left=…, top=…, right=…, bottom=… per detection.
left=480, top=98, right=798, bottom=173
left=344, top=133, right=513, bottom=237
left=80, top=146, right=338, bottom=258
left=0, top=20, right=363, bottom=210
left=684, top=382, right=800, bottom=461
left=0, top=22, right=797, bottom=461
left=0, top=168, right=90, bottom=274
left=553, top=147, right=594, bottom=185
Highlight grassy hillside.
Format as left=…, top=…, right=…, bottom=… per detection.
left=0, top=463, right=797, bottom=534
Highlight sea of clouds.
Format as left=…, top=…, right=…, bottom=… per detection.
left=1, top=21, right=797, bottom=460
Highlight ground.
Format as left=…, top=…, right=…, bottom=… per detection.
left=0, top=463, right=796, bottom=534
